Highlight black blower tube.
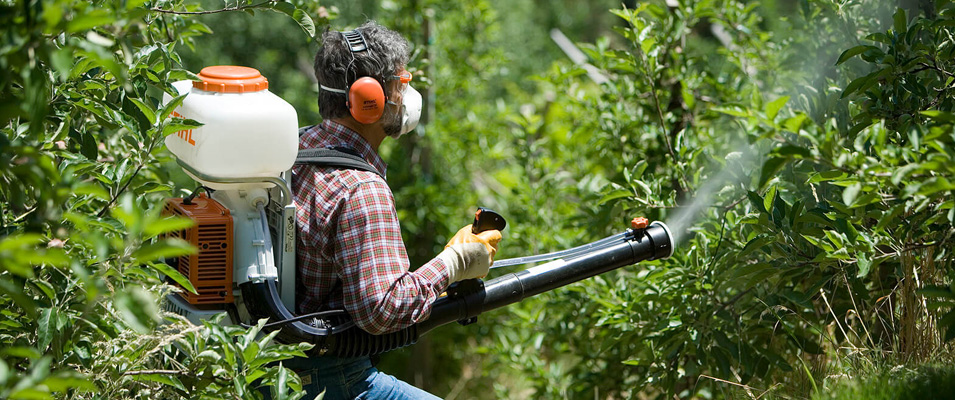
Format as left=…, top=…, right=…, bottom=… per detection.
left=247, top=222, right=672, bottom=357
left=416, top=221, right=672, bottom=336
left=314, top=222, right=673, bottom=357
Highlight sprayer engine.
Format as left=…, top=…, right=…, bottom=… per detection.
left=162, top=194, right=234, bottom=305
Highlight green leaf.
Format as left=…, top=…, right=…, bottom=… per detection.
left=50, top=47, right=74, bottom=81
left=824, top=230, right=845, bottom=248
left=856, top=252, right=872, bottom=277
left=841, top=67, right=890, bottom=99
left=21, top=249, right=71, bottom=269
left=916, top=177, right=955, bottom=196
left=131, top=239, right=195, bottom=264
left=128, top=97, right=157, bottom=125
left=114, top=287, right=160, bottom=333
left=195, top=350, right=221, bottom=364
left=37, top=308, right=54, bottom=351
left=843, top=183, right=862, bottom=206
left=891, top=163, right=920, bottom=186
left=0, top=279, right=37, bottom=318
left=144, top=215, right=194, bottom=239
left=270, top=1, right=296, bottom=14
left=894, top=8, right=907, bottom=34
left=729, top=262, right=771, bottom=280
left=292, top=9, right=316, bottom=37
left=1, top=346, right=42, bottom=360
left=713, top=106, right=750, bottom=118
left=74, top=182, right=111, bottom=201
left=270, top=3, right=315, bottom=37
left=130, top=372, right=185, bottom=391
left=918, top=286, right=955, bottom=300
left=8, top=387, right=52, bottom=399
left=747, top=191, right=767, bottom=214
left=770, top=145, right=811, bottom=159
left=783, top=114, right=807, bottom=132
left=242, top=341, right=262, bottom=365
left=921, top=110, right=955, bottom=123
left=0, top=234, right=45, bottom=252
left=809, top=170, right=848, bottom=183
left=150, top=262, right=197, bottom=295
left=30, top=280, right=55, bottom=302
left=246, top=369, right=268, bottom=385
left=740, top=235, right=773, bottom=258
left=0, top=359, right=8, bottom=387
left=160, top=94, right=188, bottom=120
left=42, top=372, right=97, bottom=393
left=598, top=189, right=632, bottom=205
left=276, top=364, right=290, bottom=400
left=764, top=185, right=777, bottom=213
left=66, top=9, right=115, bottom=33
left=162, top=120, right=203, bottom=137
left=836, top=45, right=876, bottom=65
left=765, top=96, right=789, bottom=122
left=758, top=157, right=787, bottom=189
left=167, top=69, right=202, bottom=82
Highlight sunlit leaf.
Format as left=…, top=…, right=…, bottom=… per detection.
left=144, top=215, right=194, bottom=239
left=131, top=239, right=195, bottom=264
left=765, top=96, right=789, bottom=121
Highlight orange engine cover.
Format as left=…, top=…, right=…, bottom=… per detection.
left=162, top=194, right=234, bottom=305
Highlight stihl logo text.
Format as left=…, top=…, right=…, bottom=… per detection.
left=171, top=111, right=196, bottom=146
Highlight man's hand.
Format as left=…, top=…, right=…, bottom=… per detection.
left=437, top=224, right=502, bottom=283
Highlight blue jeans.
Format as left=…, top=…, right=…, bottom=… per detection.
left=272, top=356, right=441, bottom=400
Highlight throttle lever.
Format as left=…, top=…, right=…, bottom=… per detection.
left=472, top=207, right=507, bottom=234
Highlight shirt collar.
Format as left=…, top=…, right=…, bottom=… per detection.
left=302, top=120, right=388, bottom=177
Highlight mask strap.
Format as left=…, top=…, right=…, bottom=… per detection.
left=319, top=84, right=348, bottom=95
left=386, top=85, right=409, bottom=107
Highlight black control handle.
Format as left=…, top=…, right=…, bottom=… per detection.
left=472, top=207, right=506, bottom=234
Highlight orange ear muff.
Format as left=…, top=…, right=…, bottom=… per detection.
left=347, top=77, right=385, bottom=124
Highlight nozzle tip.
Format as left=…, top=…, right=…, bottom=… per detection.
left=649, top=221, right=675, bottom=259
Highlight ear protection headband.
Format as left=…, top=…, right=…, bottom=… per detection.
left=319, top=30, right=386, bottom=124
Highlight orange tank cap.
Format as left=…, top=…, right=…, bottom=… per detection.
left=193, top=65, right=269, bottom=93
left=631, top=217, right=649, bottom=230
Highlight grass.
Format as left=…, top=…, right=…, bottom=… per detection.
left=813, top=364, right=955, bottom=400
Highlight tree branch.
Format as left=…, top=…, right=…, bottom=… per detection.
left=714, top=288, right=754, bottom=315
left=96, top=162, right=145, bottom=218
left=124, top=369, right=185, bottom=376
left=149, top=1, right=273, bottom=15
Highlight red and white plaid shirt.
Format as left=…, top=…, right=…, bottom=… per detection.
left=293, top=120, right=450, bottom=335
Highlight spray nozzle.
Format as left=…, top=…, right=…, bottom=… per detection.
left=630, top=217, right=649, bottom=230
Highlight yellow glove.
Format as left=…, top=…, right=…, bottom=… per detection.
left=436, top=224, right=502, bottom=283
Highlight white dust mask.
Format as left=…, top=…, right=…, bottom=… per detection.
left=397, top=85, right=422, bottom=137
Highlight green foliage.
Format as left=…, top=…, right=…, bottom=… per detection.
left=0, top=0, right=322, bottom=398
left=5, top=0, right=955, bottom=398
left=451, top=0, right=955, bottom=398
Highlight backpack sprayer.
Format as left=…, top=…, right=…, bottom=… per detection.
left=161, top=66, right=674, bottom=357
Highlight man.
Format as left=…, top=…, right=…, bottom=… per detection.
left=288, top=21, right=502, bottom=399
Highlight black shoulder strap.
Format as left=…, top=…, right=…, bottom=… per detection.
left=295, top=126, right=382, bottom=178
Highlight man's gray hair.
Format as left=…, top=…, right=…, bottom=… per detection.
left=314, top=21, right=410, bottom=120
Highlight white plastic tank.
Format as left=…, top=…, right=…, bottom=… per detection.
left=164, top=66, right=298, bottom=190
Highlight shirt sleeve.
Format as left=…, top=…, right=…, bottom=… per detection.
left=333, top=177, right=452, bottom=335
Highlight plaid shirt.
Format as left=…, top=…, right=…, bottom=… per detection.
left=293, top=120, right=450, bottom=335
